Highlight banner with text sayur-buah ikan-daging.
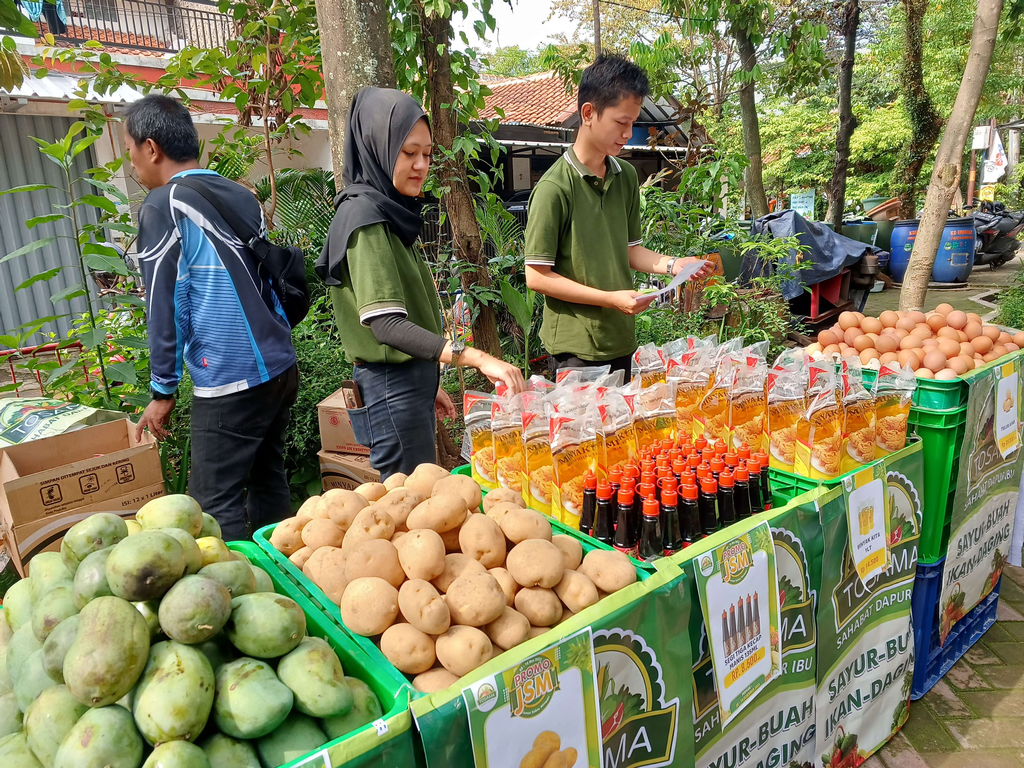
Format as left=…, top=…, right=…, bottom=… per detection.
left=939, top=355, right=1023, bottom=643
left=815, top=439, right=923, bottom=768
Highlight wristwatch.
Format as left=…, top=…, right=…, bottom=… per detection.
left=151, top=387, right=175, bottom=401
left=666, top=258, right=678, bottom=276
left=450, top=339, right=466, bottom=366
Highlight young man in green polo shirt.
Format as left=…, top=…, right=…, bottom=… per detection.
left=524, top=54, right=712, bottom=377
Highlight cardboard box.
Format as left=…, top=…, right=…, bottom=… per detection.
left=318, top=387, right=370, bottom=456
left=318, top=450, right=379, bottom=492
left=0, top=418, right=164, bottom=574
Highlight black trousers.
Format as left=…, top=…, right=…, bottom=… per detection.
left=189, top=364, right=299, bottom=541
left=550, top=350, right=635, bottom=381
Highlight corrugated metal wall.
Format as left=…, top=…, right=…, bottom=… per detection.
left=0, top=114, right=100, bottom=344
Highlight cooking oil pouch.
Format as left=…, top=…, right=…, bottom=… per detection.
left=794, top=363, right=843, bottom=480
left=631, top=343, right=668, bottom=388
left=521, top=391, right=554, bottom=515
left=696, top=355, right=736, bottom=445
left=596, top=387, right=638, bottom=481
left=767, top=350, right=808, bottom=472
left=549, top=394, right=599, bottom=529
left=874, top=361, right=916, bottom=456
left=464, top=391, right=498, bottom=490
left=596, top=369, right=626, bottom=390
left=666, top=337, right=716, bottom=441
left=634, top=380, right=678, bottom=453
left=527, top=375, right=556, bottom=393
left=492, top=394, right=526, bottom=494
left=555, top=365, right=611, bottom=385
left=728, top=341, right=770, bottom=452
left=839, top=357, right=877, bottom=473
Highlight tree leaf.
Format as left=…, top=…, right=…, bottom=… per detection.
left=1, top=237, right=57, bottom=263
left=82, top=252, right=129, bottom=276
left=0, top=184, right=56, bottom=198
left=79, top=326, right=108, bottom=348
left=50, top=283, right=88, bottom=304
left=26, top=214, right=65, bottom=229
left=77, top=194, right=119, bottom=215
left=16, top=267, right=63, bottom=291
left=72, top=133, right=101, bottom=158
left=106, top=361, right=138, bottom=386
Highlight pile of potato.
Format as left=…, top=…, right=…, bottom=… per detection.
left=269, top=464, right=638, bottom=694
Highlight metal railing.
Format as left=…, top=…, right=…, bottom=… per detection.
left=0, top=341, right=86, bottom=398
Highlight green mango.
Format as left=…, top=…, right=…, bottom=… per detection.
left=0, top=659, right=10, bottom=696
left=0, top=730, right=43, bottom=767
left=42, top=615, right=79, bottom=683
left=63, top=596, right=150, bottom=708
left=132, top=601, right=162, bottom=640
left=0, top=610, right=13, bottom=648
left=320, top=677, right=383, bottom=740
left=24, top=684, right=87, bottom=767
left=7, top=624, right=42, bottom=684
left=0, top=691, right=21, bottom=738
left=277, top=636, right=353, bottom=718
left=224, top=593, right=305, bottom=659
left=31, top=584, right=77, bottom=643
left=195, top=635, right=235, bottom=674
left=229, top=550, right=250, bottom=564
left=213, top=657, right=293, bottom=739
left=142, top=740, right=211, bottom=768
left=72, top=548, right=114, bottom=609
left=158, top=576, right=232, bottom=645
left=61, top=514, right=129, bottom=574
left=198, top=514, right=222, bottom=540
left=255, top=712, right=327, bottom=768
left=105, top=532, right=185, bottom=602
left=132, top=641, right=214, bottom=745
left=198, top=733, right=259, bottom=768
left=197, top=561, right=256, bottom=598
left=125, top=520, right=143, bottom=536
left=5, top=580, right=35, bottom=631
left=249, top=565, right=274, bottom=593
left=136, top=496, right=203, bottom=537
left=158, top=528, right=203, bottom=575
left=14, top=650, right=57, bottom=712
left=53, top=705, right=143, bottom=768
left=28, top=553, right=71, bottom=601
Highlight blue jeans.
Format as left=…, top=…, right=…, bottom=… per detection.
left=350, top=359, right=439, bottom=481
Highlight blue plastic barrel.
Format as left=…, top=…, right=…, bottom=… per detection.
left=888, top=218, right=976, bottom=283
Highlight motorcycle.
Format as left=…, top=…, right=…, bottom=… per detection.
left=971, top=201, right=1024, bottom=269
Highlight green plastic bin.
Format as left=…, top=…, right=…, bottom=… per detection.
left=861, top=367, right=969, bottom=411
left=226, top=541, right=420, bottom=768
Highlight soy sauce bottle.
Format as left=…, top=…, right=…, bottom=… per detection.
left=699, top=476, right=719, bottom=537
left=594, top=479, right=614, bottom=545
left=638, top=497, right=663, bottom=562
left=680, top=482, right=700, bottom=545
left=613, top=485, right=637, bottom=557
left=734, top=464, right=752, bottom=521
left=718, top=468, right=736, bottom=528
left=661, top=480, right=683, bottom=556
left=580, top=471, right=597, bottom=536
left=747, top=457, right=764, bottom=516
left=755, top=450, right=772, bottom=510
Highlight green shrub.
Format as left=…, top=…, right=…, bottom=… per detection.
left=998, top=268, right=1024, bottom=330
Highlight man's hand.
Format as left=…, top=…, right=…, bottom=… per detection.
left=435, top=388, right=457, bottom=421
left=606, top=289, right=657, bottom=315
left=673, top=257, right=716, bottom=281
left=136, top=398, right=175, bottom=441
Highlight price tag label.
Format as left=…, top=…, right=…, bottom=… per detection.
left=292, top=748, right=332, bottom=768
left=843, top=466, right=890, bottom=586
left=995, top=362, right=1020, bottom=458
left=372, top=718, right=389, bottom=737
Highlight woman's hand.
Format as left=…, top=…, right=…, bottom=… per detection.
left=673, top=257, right=716, bottom=281
left=606, top=289, right=657, bottom=315
left=476, top=354, right=527, bottom=395
left=435, top=388, right=457, bottom=421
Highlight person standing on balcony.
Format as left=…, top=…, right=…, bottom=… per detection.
left=127, top=94, right=298, bottom=541
left=317, top=87, right=525, bottom=481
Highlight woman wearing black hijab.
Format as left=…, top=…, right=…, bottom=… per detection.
left=318, top=87, right=525, bottom=480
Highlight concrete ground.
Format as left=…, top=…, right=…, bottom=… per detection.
left=867, top=564, right=1024, bottom=768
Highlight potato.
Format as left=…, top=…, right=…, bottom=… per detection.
left=527, top=625, right=550, bottom=640
left=440, top=525, right=464, bottom=553
left=484, top=501, right=522, bottom=528
left=445, top=573, right=506, bottom=627
left=459, top=514, right=506, bottom=568
left=295, top=495, right=321, bottom=525
left=499, top=508, right=552, bottom=544
left=407, top=495, right=468, bottom=534
left=551, top=535, right=583, bottom=571
left=394, top=529, right=446, bottom=581
left=270, top=517, right=306, bottom=556
left=435, top=625, right=492, bottom=677
left=412, top=667, right=459, bottom=694
left=380, top=623, right=436, bottom=674
left=398, top=579, right=451, bottom=635
left=579, top=550, right=637, bottom=593
left=289, top=546, right=312, bottom=568
left=432, top=553, right=487, bottom=593
left=375, top=488, right=426, bottom=530
left=301, top=518, right=345, bottom=550
left=303, top=546, right=348, bottom=603
left=343, top=506, right=396, bottom=551
left=520, top=731, right=560, bottom=768
left=484, top=606, right=530, bottom=651
left=515, top=588, right=563, bottom=627
left=355, top=482, right=388, bottom=502
left=507, top=540, right=565, bottom=588
left=392, top=530, right=408, bottom=543
left=345, top=539, right=405, bottom=588
left=405, top=464, right=451, bottom=498
left=321, top=489, right=370, bottom=531
left=432, top=474, right=483, bottom=511
left=340, top=577, right=399, bottom=636
left=383, top=472, right=408, bottom=491
left=482, top=488, right=524, bottom=512
left=554, top=570, right=599, bottom=614
left=489, top=567, right=519, bottom=606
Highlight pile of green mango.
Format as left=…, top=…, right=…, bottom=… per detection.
left=0, top=495, right=383, bottom=768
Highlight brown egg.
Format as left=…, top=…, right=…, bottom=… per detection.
left=818, top=329, right=839, bottom=347
left=893, top=328, right=910, bottom=341
left=967, top=313, right=982, bottom=325
left=992, top=345, right=1008, bottom=358
left=922, top=350, right=947, bottom=373
left=899, top=335, right=923, bottom=350
left=936, top=327, right=960, bottom=341
left=859, top=317, right=881, bottom=335
left=946, top=310, right=968, bottom=330
left=1006, top=342, right=1020, bottom=353
left=844, top=327, right=862, bottom=346
left=853, top=312, right=865, bottom=323
left=875, top=335, right=898, bottom=354
left=959, top=342, right=974, bottom=356
left=984, top=351, right=1000, bottom=363
left=922, top=337, right=938, bottom=348
left=937, top=338, right=961, bottom=358
left=879, top=310, right=899, bottom=328
left=983, top=325, right=1001, bottom=341
left=947, top=357, right=970, bottom=375
left=964, top=322, right=983, bottom=339
left=896, top=310, right=907, bottom=319
left=831, top=323, right=843, bottom=336
left=960, top=355, right=976, bottom=371
left=927, top=314, right=947, bottom=333
left=935, top=368, right=958, bottom=380
left=896, top=350, right=916, bottom=367
left=916, top=368, right=935, bottom=379
left=908, top=311, right=927, bottom=325
left=879, top=352, right=899, bottom=365
left=958, top=330, right=968, bottom=342
left=859, top=348, right=880, bottom=364
left=896, top=317, right=917, bottom=332
left=823, top=344, right=840, bottom=355
left=975, top=353, right=985, bottom=361
left=972, top=336, right=994, bottom=354
left=998, top=332, right=1012, bottom=345
left=838, top=312, right=858, bottom=330
left=1014, top=332, right=1024, bottom=347
left=934, top=303, right=954, bottom=316
left=854, top=335, right=874, bottom=352
left=911, top=326, right=933, bottom=340
left=839, top=344, right=851, bottom=355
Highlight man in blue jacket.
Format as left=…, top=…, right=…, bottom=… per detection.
left=128, top=94, right=298, bottom=540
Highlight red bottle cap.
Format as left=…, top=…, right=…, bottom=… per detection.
left=747, top=457, right=760, bottom=474
left=639, top=481, right=657, bottom=500
left=688, top=453, right=700, bottom=469
left=661, top=485, right=678, bottom=505
left=701, top=476, right=718, bottom=495
left=738, top=442, right=751, bottom=460
left=719, top=468, right=734, bottom=488
left=660, top=475, right=678, bottom=494
left=661, top=438, right=674, bottom=452
left=681, top=468, right=696, bottom=485
left=715, top=439, right=728, bottom=456
left=610, top=466, right=623, bottom=485
left=697, top=462, right=711, bottom=480
left=584, top=471, right=596, bottom=490
left=624, top=464, right=639, bottom=481
left=678, top=442, right=692, bottom=456
left=657, top=465, right=672, bottom=480
left=641, top=469, right=656, bottom=487
left=597, top=479, right=612, bottom=500
left=672, top=457, right=687, bottom=475
left=682, top=482, right=698, bottom=500
left=641, top=458, right=655, bottom=474
left=617, top=486, right=635, bottom=505
left=755, top=450, right=769, bottom=466
left=710, top=456, right=725, bottom=474
left=702, top=448, right=716, bottom=465
left=695, top=436, right=708, bottom=452
left=643, top=497, right=660, bottom=517
left=656, top=454, right=669, bottom=469
left=735, top=465, right=749, bottom=482
left=622, top=477, right=636, bottom=493
left=724, top=451, right=739, bottom=468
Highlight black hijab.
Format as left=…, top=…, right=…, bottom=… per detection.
left=316, top=87, right=429, bottom=285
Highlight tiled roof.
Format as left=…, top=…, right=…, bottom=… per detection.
left=37, top=21, right=178, bottom=57
left=479, top=70, right=578, bottom=127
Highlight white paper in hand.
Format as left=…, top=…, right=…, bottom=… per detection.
left=641, top=260, right=709, bottom=301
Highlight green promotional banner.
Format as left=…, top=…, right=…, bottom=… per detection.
left=412, top=564, right=693, bottom=768
left=680, top=491, right=824, bottom=768
left=938, top=357, right=1023, bottom=643
left=815, top=442, right=923, bottom=767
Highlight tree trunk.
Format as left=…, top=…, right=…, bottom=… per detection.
left=825, top=0, right=861, bottom=229
left=733, top=27, right=769, bottom=220
left=894, top=0, right=943, bottom=219
left=313, top=0, right=394, bottom=180
left=417, top=7, right=504, bottom=359
left=899, top=0, right=1003, bottom=311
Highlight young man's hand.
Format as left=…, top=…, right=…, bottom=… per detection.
left=673, top=257, right=716, bottom=281
left=435, top=388, right=457, bottom=421
left=606, top=289, right=657, bottom=315
left=135, top=398, right=175, bottom=441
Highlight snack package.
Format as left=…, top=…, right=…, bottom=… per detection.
left=840, top=357, right=877, bottom=473
left=549, top=391, right=599, bottom=529
left=794, top=362, right=843, bottom=480
left=521, top=391, right=554, bottom=515
left=596, top=388, right=639, bottom=481
left=632, top=343, right=668, bottom=388
left=766, top=348, right=808, bottom=472
left=874, top=362, right=916, bottom=456
left=694, top=339, right=744, bottom=444
left=464, top=391, right=498, bottom=490
left=492, top=395, right=526, bottom=493
left=633, top=380, right=678, bottom=453
left=728, top=341, right=769, bottom=452
left=555, top=365, right=611, bottom=385
left=666, top=336, right=717, bottom=440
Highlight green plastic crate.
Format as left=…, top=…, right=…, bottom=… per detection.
left=862, top=367, right=968, bottom=411
left=226, top=541, right=420, bottom=768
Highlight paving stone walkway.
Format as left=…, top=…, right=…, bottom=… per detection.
left=865, top=564, right=1024, bottom=768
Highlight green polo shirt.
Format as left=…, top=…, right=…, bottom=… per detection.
left=524, top=147, right=642, bottom=361
left=329, top=223, right=443, bottom=365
